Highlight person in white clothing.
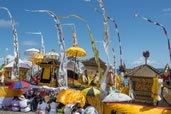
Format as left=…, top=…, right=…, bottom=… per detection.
left=37, top=98, right=48, bottom=114
left=18, top=95, right=31, bottom=112
left=49, top=99, right=58, bottom=114
left=64, top=104, right=75, bottom=114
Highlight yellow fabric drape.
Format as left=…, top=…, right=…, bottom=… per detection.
left=86, top=95, right=103, bottom=114
left=115, top=73, right=121, bottom=89
left=103, top=103, right=171, bottom=114
left=0, top=87, right=24, bottom=97
left=120, top=87, right=129, bottom=95
left=115, top=73, right=120, bottom=83
left=42, top=67, right=51, bottom=80
left=56, top=89, right=86, bottom=107
left=152, top=77, right=159, bottom=101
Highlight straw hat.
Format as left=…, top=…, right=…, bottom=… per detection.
left=18, top=95, right=25, bottom=101
left=44, top=96, right=50, bottom=103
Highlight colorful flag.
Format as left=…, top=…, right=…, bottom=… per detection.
left=26, top=9, right=68, bottom=87
left=0, top=7, right=20, bottom=80
left=135, top=13, right=171, bottom=64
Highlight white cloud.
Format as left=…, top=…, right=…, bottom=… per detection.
left=6, top=54, right=15, bottom=63
left=162, top=8, right=171, bottom=16
left=84, top=0, right=91, bottom=2
left=128, top=57, right=165, bottom=68
left=22, top=41, right=38, bottom=46
left=131, top=57, right=145, bottom=66
left=5, top=48, right=9, bottom=51
left=0, top=19, right=11, bottom=28
left=162, top=8, right=171, bottom=12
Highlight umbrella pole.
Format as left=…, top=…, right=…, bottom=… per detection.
left=73, top=56, right=76, bottom=86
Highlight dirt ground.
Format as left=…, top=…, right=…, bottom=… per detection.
left=0, top=110, right=35, bottom=114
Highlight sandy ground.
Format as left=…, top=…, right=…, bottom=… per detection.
left=0, top=110, right=35, bottom=114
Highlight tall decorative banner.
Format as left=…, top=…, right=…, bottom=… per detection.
left=96, top=0, right=110, bottom=93
left=60, top=15, right=103, bottom=87
left=26, top=10, right=67, bottom=87
left=112, top=48, right=116, bottom=73
left=96, top=0, right=110, bottom=64
left=0, top=7, right=19, bottom=80
left=40, top=32, right=45, bottom=54
left=26, top=32, right=45, bottom=54
left=95, top=8, right=123, bottom=66
left=135, top=13, right=171, bottom=64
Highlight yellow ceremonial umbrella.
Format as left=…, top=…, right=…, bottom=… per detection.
left=66, top=27, right=86, bottom=85
left=66, top=45, right=86, bottom=57
left=29, top=52, right=44, bottom=64
left=66, top=27, right=86, bottom=57
left=82, top=86, right=100, bottom=96
left=66, top=46, right=86, bottom=84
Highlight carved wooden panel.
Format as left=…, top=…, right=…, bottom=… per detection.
left=132, top=77, right=153, bottom=92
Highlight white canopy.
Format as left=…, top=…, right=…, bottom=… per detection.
left=24, top=48, right=39, bottom=56
left=5, top=59, right=30, bottom=69
left=44, top=50, right=59, bottom=61
left=23, top=60, right=32, bottom=67
left=103, top=92, right=132, bottom=102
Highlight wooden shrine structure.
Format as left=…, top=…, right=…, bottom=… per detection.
left=127, top=64, right=160, bottom=104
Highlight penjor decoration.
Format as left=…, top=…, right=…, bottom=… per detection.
left=96, top=0, right=110, bottom=93
left=95, top=8, right=123, bottom=67
left=112, top=48, right=116, bottom=73
left=26, top=9, right=68, bottom=87
left=135, top=13, right=171, bottom=64
left=60, top=14, right=103, bottom=87
left=0, top=7, right=20, bottom=80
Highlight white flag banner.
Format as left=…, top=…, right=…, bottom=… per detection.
left=0, top=7, right=20, bottom=79
left=96, top=0, right=110, bottom=93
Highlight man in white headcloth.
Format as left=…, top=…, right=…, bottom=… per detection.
left=18, top=95, right=31, bottom=112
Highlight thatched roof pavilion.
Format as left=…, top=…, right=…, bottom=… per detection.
left=127, top=64, right=160, bottom=78
left=81, top=57, right=106, bottom=71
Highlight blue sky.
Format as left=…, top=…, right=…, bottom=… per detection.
left=0, top=0, right=171, bottom=68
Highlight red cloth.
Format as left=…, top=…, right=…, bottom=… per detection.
left=31, top=73, right=40, bottom=84
left=161, top=74, right=170, bottom=80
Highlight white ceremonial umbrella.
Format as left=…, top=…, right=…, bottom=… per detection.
left=103, top=92, right=132, bottom=102
left=44, top=50, right=59, bottom=61
left=24, top=48, right=39, bottom=56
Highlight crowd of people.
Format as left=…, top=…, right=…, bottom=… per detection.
left=0, top=88, right=98, bottom=114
